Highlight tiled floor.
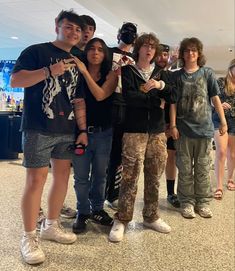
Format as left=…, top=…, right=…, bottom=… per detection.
left=0, top=154, right=234, bottom=271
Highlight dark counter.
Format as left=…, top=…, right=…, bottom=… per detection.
left=0, top=111, right=22, bottom=159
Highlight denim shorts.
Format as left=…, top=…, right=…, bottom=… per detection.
left=22, top=130, right=75, bottom=168
left=213, top=115, right=235, bottom=135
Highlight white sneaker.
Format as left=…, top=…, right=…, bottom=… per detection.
left=40, top=220, right=77, bottom=244
left=60, top=204, right=77, bottom=219
left=20, top=234, right=45, bottom=265
left=105, top=200, right=118, bottom=210
left=143, top=218, right=171, bottom=233
left=109, top=220, right=125, bottom=242
left=195, top=206, right=213, bottom=218
left=181, top=204, right=196, bottom=219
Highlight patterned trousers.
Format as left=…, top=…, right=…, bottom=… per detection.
left=116, top=132, right=167, bottom=223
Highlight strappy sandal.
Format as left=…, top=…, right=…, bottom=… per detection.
left=214, top=189, right=223, bottom=200
left=227, top=180, right=235, bottom=191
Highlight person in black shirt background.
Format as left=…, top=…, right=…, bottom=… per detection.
left=105, top=22, right=137, bottom=210
left=155, top=44, right=180, bottom=208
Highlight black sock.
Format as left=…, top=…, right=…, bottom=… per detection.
left=167, top=179, right=175, bottom=195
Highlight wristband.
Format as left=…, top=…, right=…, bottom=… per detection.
left=170, top=126, right=177, bottom=129
left=43, top=67, right=50, bottom=79
left=79, top=129, right=87, bottom=134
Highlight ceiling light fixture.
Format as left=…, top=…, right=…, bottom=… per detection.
left=10, top=36, right=19, bottom=40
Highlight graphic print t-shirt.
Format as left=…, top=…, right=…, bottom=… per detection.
left=12, top=42, right=84, bottom=134
left=174, top=67, right=220, bottom=138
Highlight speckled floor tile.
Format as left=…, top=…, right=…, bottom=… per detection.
left=0, top=153, right=234, bottom=271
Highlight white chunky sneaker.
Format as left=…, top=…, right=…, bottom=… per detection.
left=109, top=220, right=125, bottom=242
left=20, top=234, right=45, bottom=265
left=60, top=205, right=77, bottom=219
left=143, top=218, right=171, bottom=233
left=181, top=204, right=196, bottom=219
left=105, top=200, right=119, bottom=211
left=40, top=220, right=77, bottom=244
left=195, top=206, right=213, bottom=218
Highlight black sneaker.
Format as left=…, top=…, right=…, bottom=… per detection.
left=91, top=210, right=113, bottom=226
left=72, top=214, right=90, bottom=234
left=167, top=194, right=180, bottom=208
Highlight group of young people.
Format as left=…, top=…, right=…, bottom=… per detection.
left=10, top=9, right=235, bottom=265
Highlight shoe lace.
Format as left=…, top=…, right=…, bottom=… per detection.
left=185, top=206, right=194, bottom=214
left=61, top=205, right=69, bottom=212
left=37, top=213, right=46, bottom=222
left=54, top=220, right=69, bottom=234
left=27, top=235, right=40, bottom=251
left=200, top=207, right=210, bottom=213
left=61, top=205, right=75, bottom=214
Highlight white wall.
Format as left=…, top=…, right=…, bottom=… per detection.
left=0, top=48, right=24, bottom=60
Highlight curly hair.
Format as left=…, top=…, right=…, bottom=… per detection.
left=133, top=33, right=159, bottom=63
left=178, top=37, right=206, bottom=67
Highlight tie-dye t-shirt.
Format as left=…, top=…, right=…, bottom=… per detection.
left=173, top=67, right=220, bottom=138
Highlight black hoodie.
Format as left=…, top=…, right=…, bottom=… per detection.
left=121, top=64, right=177, bottom=133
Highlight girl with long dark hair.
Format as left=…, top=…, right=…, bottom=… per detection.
left=72, top=38, right=117, bottom=233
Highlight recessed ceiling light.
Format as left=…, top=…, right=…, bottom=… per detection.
left=10, top=36, right=19, bottom=40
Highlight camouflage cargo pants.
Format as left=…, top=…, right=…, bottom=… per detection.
left=116, top=132, right=167, bottom=223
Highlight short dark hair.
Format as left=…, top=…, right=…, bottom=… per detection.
left=84, top=38, right=111, bottom=77
left=56, top=9, right=84, bottom=30
left=159, top=44, right=170, bottom=53
left=133, top=33, right=159, bottom=63
left=178, top=37, right=206, bottom=67
left=119, top=22, right=137, bottom=34
left=80, top=15, right=96, bottom=31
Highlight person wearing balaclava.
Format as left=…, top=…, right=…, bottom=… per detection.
left=105, top=22, right=137, bottom=210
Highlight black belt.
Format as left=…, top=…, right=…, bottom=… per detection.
left=87, top=125, right=111, bottom=134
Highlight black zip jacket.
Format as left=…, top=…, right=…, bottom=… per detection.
left=121, top=64, right=177, bottom=133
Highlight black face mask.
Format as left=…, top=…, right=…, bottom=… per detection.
left=120, top=32, right=136, bottom=45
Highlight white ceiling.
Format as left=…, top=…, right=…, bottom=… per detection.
left=0, top=0, right=234, bottom=73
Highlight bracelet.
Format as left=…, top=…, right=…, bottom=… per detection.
left=43, top=67, right=50, bottom=79
left=170, top=126, right=177, bottom=129
left=78, top=129, right=87, bottom=134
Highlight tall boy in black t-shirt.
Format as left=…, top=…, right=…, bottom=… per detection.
left=11, top=10, right=87, bottom=265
